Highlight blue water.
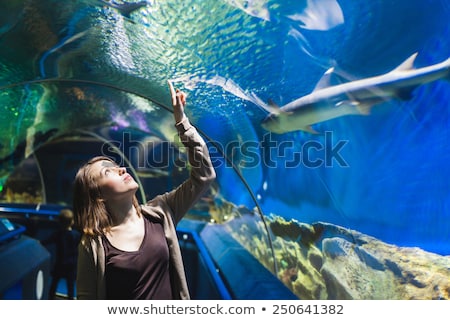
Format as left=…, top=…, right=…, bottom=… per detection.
left=0, top=0, right=449, bottom=256
left=199, top=0, right=450, bottom=254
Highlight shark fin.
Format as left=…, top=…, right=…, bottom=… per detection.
left=268, top=98, right=279, bottom=108
left=393, top=52, right=419, bottom=72
left=336, top=100, right=359, bottom=109
left=313, top=67, right=335, bottom=91
left=356, top=103, right=373, bottom=115
left=248, top=93, right=282, bottom=115
left=336, top=100, right=374, bottom=116
left=266, top=99, right=287, bottom=115
left=302, top=125, right=321, bottom=134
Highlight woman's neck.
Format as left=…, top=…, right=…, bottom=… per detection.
left=106, top=198, right=137, bottom=226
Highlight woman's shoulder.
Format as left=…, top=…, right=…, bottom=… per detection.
left=141, top=193, right=170, bottom=208
left=140, top=194, right=171, bottom=219
left=79, top=234, right=102, bottom=250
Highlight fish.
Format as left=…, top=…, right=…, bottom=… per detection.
left=287, top=0, right=344, bottom=31
left=259, top=53, right=450, bottom=134
left=97, top=0, right=151, bottom=20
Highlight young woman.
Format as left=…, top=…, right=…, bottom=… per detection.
left=74, top=82, right=216, bottom=299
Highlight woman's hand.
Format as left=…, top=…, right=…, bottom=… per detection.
left=168, top=81, right=187, bottom=124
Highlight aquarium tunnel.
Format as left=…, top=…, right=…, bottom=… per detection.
left=0, top=0, right=449, bottom=300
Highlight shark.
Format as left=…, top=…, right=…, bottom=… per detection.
left=259, top=52, right=450, bottom=134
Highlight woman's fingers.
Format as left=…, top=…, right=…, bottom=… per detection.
left=176, top=90, right=186, bottom=107
left=168, top=80, right=186, bottom=107
left=168, top=80, right=177, bottom=106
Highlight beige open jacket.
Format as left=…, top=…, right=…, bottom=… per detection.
left=76, top=118, right=216, bottom=299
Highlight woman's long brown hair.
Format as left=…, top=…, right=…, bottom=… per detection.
left=72, top=156, right=141, bottom=237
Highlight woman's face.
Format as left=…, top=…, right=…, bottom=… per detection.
left=90, top=160, right=139, bottom=201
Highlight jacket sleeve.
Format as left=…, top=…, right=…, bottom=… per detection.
left=162, top=117, right=216, bottom=225
left=76, top=235, right=99, bottom=299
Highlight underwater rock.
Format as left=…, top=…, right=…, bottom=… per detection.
left=313, top=222, right=450, bottom=299
left=308, top=249, right=323, bottom=272
left=320, top=237, right=400, bottom=299
left=227, top=214, right=450, bottom=299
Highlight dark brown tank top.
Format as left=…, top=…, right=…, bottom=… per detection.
left=103, top=215, right=173, bottom=299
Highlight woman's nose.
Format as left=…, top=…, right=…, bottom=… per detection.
left=116, top=167, right=126, bottom=175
